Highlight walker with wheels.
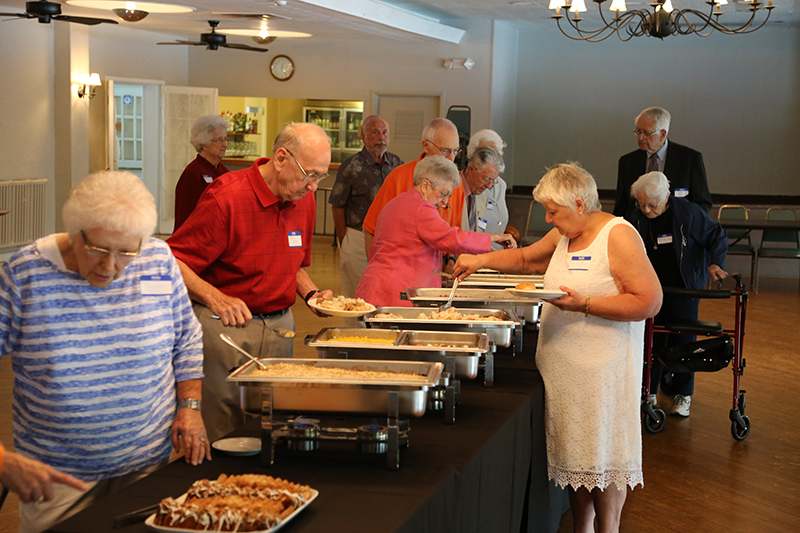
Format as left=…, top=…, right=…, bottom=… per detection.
left=641, top=273, right=750, bottom=440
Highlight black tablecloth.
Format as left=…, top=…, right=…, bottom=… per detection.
left=49, top=351, right=568, bottom=533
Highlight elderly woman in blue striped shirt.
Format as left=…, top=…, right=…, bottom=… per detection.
left=0, top=171, right=209, bottom=532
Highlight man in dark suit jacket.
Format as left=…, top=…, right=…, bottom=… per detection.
left=614, top=107, right=712, bottom=218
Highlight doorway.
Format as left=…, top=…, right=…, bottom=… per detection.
left=373, top=93, right=442, bottom=163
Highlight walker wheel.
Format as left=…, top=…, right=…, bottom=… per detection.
left=731, top=415, right=751, bottom=441
left=644, top=408, right=666, bottom=434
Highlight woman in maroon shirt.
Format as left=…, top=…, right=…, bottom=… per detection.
left=173, top=115, right=230, bottom=232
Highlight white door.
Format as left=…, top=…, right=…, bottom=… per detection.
left=114, top=84, right=143, bottom=170
left=162, top=85, right=219, bottom=234
left=373, top=94, right=442, bottom=164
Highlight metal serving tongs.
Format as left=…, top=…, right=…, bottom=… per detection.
left=210, top=315, right=295, bottom=338
left=220, top=333, right=268, bottom=370
left=437, top=275, right=460, bottom=312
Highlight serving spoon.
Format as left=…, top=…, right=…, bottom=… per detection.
left=219, top=333, right=268, bottom=370
left=210, top=315, right=295, bottom=338
left=437, top=276, right=460, bottom=312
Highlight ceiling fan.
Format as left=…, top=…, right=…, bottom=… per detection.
left=214, top=12, right=293, bottom=45
left=157, top=20, right=270, bottom=52
left=0, top=0, right=118, bottom=25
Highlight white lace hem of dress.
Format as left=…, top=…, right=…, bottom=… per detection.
left=549, top=466, right=644, bottom=491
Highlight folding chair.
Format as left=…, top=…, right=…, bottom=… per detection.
left=753, top=207, right=800, bottom=293
left=718, top=205, right=757, bottom=288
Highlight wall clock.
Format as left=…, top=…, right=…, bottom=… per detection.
left=270, top=55, right=294, bottom=81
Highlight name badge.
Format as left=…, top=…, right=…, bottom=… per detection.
left=202, top=174, right=213, bottom=184
left=141, top=275, right=171, bottom=295
left=657, top=234, right=673, bottom=245
left=477, top=217, right=488, bottom=231
left=569, top=255, right=591, bottom=271
left=675, top=188, right=689, bottom=198
left=487, top=200, right=495, bottom=211
left=288, top=231, right=302, bottom=248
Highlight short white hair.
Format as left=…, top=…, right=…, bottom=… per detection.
left=467, top=129, right=506, bottom=157
left=62, top=171, right=157, bottom=241
left=190, top=115, right=229, bottom=152
left=413, top=155, right=460, bottom=189
left=533, top=162, right=601, bottom=213
left=637, top=107, right=671, bottom=135
left=631, top=171, right=671, bottom=203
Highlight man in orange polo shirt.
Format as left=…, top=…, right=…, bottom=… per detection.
left=362, top=118, right=464, bottom=254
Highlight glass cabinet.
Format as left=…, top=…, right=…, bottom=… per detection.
left=303, top=105, right=363, bottom=163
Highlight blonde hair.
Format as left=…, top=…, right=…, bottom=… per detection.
left=533, top=162, right=602, bottom=213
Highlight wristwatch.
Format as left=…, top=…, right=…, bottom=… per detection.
left=177, top=399, right=202, bottom=411
left=304, top=289, right=321, bottom=304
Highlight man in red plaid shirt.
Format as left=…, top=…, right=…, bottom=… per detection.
left=168, top=122, right=334, bottom=441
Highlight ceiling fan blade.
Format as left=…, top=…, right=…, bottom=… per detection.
left=156, top=40, right=206, bottom=46
left=0, top=12, right=32, bottom=18
left=214, top=13, right=291, bottom=20
left=54, top=14, right=118, bottom=25
left=223, top=43, right=270, bottom=53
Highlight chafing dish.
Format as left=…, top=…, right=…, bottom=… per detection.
left=453, top=273, right=544, bottom=289
left=227, top=358, right=443, bottom=470
left=228, top=358, right=442, bottom=417
left=363, top=306, right=520, bottom=348
left=305, top=328, right=487, bottom=380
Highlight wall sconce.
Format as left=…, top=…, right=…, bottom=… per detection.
left=77, top=73, right=101, bottom=99
left=443, top=58, right=475, bottom=70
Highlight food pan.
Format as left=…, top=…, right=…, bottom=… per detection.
left=364, top=307, right=520, bottom=347
left=307, top=329, right=488, bottom=380
left=455, top=274, right=544, bottom=289
left=228, top=358, right=442, bottom=417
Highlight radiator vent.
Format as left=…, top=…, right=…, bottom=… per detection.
left=0, top=179, right=47, bottom=249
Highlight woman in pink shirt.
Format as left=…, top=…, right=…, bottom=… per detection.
left=356, top=155, right=516, bottom=307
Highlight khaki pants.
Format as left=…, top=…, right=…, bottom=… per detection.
left=339, top=227, right=368, bottom=298
left=193, top=303, right=295, bottom=443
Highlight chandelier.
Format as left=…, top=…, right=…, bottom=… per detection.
left=549, top=0, right=777, bottom=41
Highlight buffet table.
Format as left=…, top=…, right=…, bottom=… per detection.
left=48, top=352, right=567, bottom=533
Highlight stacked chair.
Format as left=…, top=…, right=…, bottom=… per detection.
left=718, top=205, right=757, bottom=290
left=753, top=207, right=800, bottom=293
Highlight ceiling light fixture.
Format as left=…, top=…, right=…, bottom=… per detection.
left=66, top=1, right=195, bottom=23
left=549, top=0, right=777, bottom=41
left=113, top=2, right=148, bottom=21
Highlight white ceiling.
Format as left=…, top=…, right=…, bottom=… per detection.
left=0, top=0, right=797, bottom=44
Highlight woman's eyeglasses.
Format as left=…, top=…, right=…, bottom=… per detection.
left=81, top=230, right=141, bottom=264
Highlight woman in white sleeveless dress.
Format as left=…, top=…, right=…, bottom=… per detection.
left=454, top=163, right=662, bottom=532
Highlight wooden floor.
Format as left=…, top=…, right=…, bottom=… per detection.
left=1, top=235, right=799, bottom=532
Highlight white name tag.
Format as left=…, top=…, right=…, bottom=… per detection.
left=657, top=234, right=673, bottom=245
left=569, top=255, right=591, bottom=271
left=487, top=200, right=494, bottom=211
left=675, top=188, right=689, bottom=198
left=202, top=174, right=213, bottom=184
left=141, top=275, right=171, bottom=295
left=288, top=231, right=302, bottom=248
left=477, top=217, right=488, bottom=231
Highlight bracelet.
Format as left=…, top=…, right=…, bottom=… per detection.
left=584, top=297, right=590, bottom=317
left=304, top=289, right=321, bottom=304
left=177, top=399, right=202, bottom=411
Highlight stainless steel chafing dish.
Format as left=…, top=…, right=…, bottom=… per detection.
left=453, top=273, right=544, bottom=289
left=363, top=306, right=520, bottom=349
left=228, top=358, right=442, bottom=417
left=227, top=358, right=443, bottom=470
left=305, top=327, right=488, bottom=380
left=402, top=287, right=543, bottom=327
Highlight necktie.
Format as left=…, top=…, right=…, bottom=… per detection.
left=468, top=194, right=476, bottom=231
left=647, top=153, right=659, bottom=173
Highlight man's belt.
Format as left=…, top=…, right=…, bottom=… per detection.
left=252, top=308, right=289, bottom=320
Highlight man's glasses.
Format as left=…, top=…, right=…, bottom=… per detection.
left=633, top=129, right=659, bottom=139
left=285, top=148, right=329, bottom=183
left=425, top=139, right=461, bottom=158
left=635, top=199, right=664, bottom=211
left=81, top=230, right=141, bottom=264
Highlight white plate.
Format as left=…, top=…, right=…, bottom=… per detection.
left=145, top=488, right=319, bottom=533
left=308, top=298, right=376, bottom=317
left=211, top=437, right=261, bottom=456
left=505, top=288, right=567, bottom=300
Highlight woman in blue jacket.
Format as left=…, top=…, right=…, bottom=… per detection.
left=628, top=171, right=728, bottom=417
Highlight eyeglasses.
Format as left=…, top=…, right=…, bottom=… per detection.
left=425, top=180, right=452, bottom=200
left=211, top=136, right=228, bottom=144
left=470, top=165, right=498, bottom=186
left=635, top=199, right=664, bottom=211
left=425, top=139, right=461, bottom=158
left=80, top=230, right=141, bottom=264
left=633, top=129, right=659, bottom=139
left=284, top=148, right=329, bottom=183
